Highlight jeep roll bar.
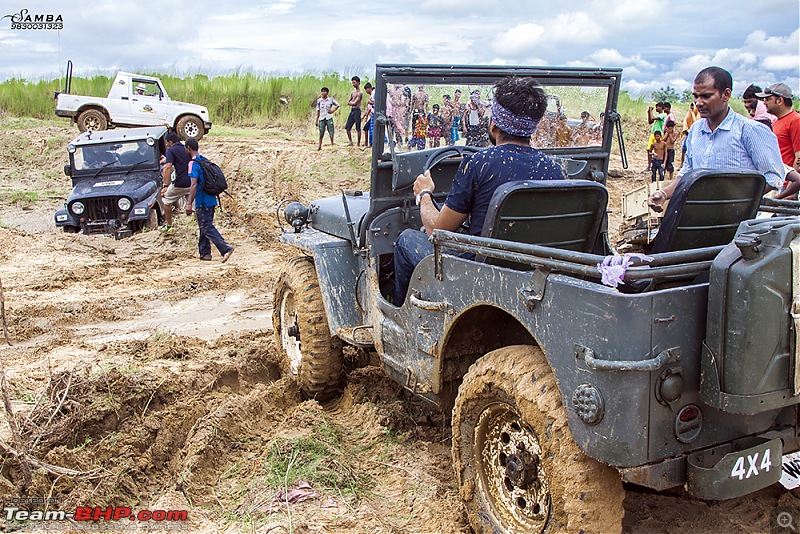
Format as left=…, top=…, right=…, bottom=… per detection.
left=431, top=230, right=723, bottom=282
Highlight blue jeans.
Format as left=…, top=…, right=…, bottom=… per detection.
left=393, top=229, right=434, bottom=304
left=393, top=229, right=475, bottom=303
left=651, top=158, right=665, bottom=182
left=195, top=205, right=232, bottom=257
left=450, top=116, right=461, bottom=143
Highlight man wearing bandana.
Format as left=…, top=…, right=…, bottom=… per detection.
left=392, top=76, right=565, bottom=304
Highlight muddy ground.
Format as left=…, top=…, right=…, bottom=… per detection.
left=0, top=120, right=796, bottom=533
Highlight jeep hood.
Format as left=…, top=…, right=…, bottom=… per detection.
left=68, top=175, right=158, bottom=201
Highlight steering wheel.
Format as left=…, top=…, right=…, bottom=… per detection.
left=423, top=145, right=483, bottom=174
left=421, top=145, right=483, bottom=211
left=420, top=146, right=483, bottom=233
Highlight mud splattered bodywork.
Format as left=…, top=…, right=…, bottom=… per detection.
left=278, top=65, right=800, bottom=531
left=54, top=126, right=166, bottom=238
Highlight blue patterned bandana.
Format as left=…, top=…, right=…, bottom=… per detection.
left=491, top=101, right=540, bottom=137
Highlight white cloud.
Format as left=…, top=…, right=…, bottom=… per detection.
left=267, top=0, right=298, bottom=15
left=491, top=23, right=546, bottom=55
left=764, top=55, right=800, bottom=71
left=586, top=49, right=655, bottom=70
left=0, top=0, right=796, bottom=95
left=744, top=28, right=800, bottom=54
left=598, top=0, right=666, bottom=28
left=548, top=13, right=605, bottom=45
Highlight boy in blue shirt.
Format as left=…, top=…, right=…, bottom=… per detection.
left=185, top=138, right=235, bottom=262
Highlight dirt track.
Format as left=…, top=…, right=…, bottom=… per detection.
left=0, top=122, right=796, bottom=533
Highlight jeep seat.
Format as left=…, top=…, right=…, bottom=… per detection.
left=649, top=170, right=766, bottom=254
left=479, top=179, right=608, bottom=268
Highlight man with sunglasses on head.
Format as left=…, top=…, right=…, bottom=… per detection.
left=758, top=83, right=800, bottom=172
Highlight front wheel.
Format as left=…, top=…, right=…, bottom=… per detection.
left=273, top=257, right=343, bottom=400
left=144, top=207, right=159, bottom=230
left=77, top=109, right=108, bottom=132
left=452, top=345, right=624, bottom=534
left=176, top=115, right=204, bottom=141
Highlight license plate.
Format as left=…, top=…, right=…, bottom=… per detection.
left=781, top=451, right=800, bottom=489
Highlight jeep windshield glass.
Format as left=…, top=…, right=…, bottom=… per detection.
left=74, top=140, right=156, bottom=171
left=377, top=81, right=608, bottom=154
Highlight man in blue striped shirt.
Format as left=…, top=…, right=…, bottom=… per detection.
left=648, top=66, right=784, bottom=211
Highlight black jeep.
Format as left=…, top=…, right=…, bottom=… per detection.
left=55, top=126, right=166, bottom=238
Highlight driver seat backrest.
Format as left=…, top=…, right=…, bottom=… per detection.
left=479, top=179, right=608, bottom=269
left=649, top=170, right=765, bottom=254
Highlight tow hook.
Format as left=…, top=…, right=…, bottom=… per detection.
left=506, top=449, right=539, bottom=489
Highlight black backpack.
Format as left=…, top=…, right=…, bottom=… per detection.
left=194, top=157, right=228, bottom=196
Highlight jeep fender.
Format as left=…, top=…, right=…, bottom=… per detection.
left=76, top=103, right=109, bottom=120
left=280, top=228, right=363, bottom=335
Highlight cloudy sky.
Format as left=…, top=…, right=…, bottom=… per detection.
left=1, top=0, right=798, bottom=97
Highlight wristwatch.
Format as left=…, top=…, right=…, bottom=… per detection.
left=416, top=190, right=434, bottom=205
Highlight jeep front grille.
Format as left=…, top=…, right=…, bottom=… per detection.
left=84, top=197, right=118, bottom=221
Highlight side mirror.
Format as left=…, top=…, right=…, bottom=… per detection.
left=64, top=164, right=72, bottom=177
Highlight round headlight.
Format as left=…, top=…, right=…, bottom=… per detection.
left=118, top=198, right=132, bottom=211
left=71, top=202, right=85, bottom=215
left=146, top=137, right=156, bottom=146
left=67, top=144, right=76, bottom=154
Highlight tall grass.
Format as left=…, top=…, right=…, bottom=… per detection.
left=0, top=71, right=363, bottom=128
left=1, top=70, right=794, bottom=132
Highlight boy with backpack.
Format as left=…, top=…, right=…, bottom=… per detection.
left=185, top=138, right=234, bottom=262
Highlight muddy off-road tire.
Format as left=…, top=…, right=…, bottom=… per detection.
left=452, top=345, right=624, bottom=534
left=176, top=115, right=204, bottom=141
left=77, top=109, right=108, bottom=133
left=145, top=208, right=159, bottom=231
left=273, top=257, right=343, bottom=400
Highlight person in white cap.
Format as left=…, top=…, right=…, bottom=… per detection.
left=135, top=83, right=146, bottom=95
left=757, top=82, right=800, bottom=172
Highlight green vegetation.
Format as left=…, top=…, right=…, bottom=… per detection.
left=6, top=189, right=40, bottom=207
left=259, top=418, right=367, bottom=497
left=0, top=71, right=367, bottom=128
left=651, top=85, right=681, bottom=104
left=1, top=69, right=795, bottom=145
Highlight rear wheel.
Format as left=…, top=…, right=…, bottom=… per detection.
left=452, top=345, right=624, bottom=534
left=77, top=109, right=108, bottom=132
left=273, top=257, right=343, bottom=400
left=176, top=115, right=204, bottom=141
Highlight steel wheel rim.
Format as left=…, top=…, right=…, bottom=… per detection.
left=85, top=116, right=101, bottom=130
left=473, top=402, right=551, bottom=532
left=279, top=290, right=302, bottom=374
left=184, top=121, right=199, bottom=137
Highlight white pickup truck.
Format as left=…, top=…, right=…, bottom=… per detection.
left=54, top=69, right=212, bottom=140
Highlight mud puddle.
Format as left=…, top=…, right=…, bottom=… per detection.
left=73, top=292, right=273, bottom=344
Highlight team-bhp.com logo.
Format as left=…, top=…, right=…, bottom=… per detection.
left=2, top=9, right=63, bottom=30
left=4, top=506, right=188, bottom=527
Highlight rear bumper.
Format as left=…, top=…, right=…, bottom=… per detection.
left=55, top=109, right=77, bottom=118
left=204, top=121, right=212, bottom=133
left=621, top=429, right=795, bottom=499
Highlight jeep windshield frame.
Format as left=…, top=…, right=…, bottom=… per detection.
left=363, top=64, right=623, bottom=246
left=72, top=140, right=159, bottom=173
